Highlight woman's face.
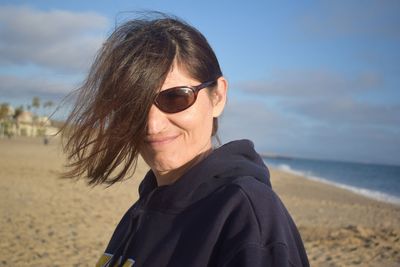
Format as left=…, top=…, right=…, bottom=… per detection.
left=140, top=65, right=226, bottom=183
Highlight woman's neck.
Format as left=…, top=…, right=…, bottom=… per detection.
left=154, top=148, right=213, bottom=186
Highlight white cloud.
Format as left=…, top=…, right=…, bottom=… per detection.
left=297, top=0, right=400, bottom=39
left=0, top=74, right=73, bottom=97
left=219, top=99, right=308, bottom=152
left=235, top=70, right=383, bottom=98
left=285, top=98, right=400, bottom=127
left=0, top=5, right=109, bottom=72
left=234, top=69, right=400, bottom=127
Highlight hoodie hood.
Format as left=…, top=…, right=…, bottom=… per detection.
left=137, top=139, right=270, bottom=211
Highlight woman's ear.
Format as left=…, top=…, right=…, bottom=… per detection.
left=212, top=76, right=228, bottom=118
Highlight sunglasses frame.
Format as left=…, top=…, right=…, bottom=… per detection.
left=154, top=80, right=217, bottom=113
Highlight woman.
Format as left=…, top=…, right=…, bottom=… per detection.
left=62, top=14, right=309, bottom=267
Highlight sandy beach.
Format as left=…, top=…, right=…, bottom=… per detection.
left=0, top=137, right=399, bottom=267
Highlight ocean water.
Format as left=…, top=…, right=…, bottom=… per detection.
left=263, top=156, right=400, bottom=205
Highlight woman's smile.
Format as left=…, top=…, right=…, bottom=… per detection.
left=144, top=134, right=180, bottom=149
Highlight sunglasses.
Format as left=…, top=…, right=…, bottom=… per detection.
left=154, top=80, right=216, bottom=113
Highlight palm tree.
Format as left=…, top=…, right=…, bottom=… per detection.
left=42, top=100, right=55, bottom=130
left=43, top=100, right=54, bottom=115
left=13, top=105, right=24, bottom=136
left=30, top=97, right=40, bottom=136
left=13, top=105, right=24, bottom=120
left=32, top=97, right=40, bottom=117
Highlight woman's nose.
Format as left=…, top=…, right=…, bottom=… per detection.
left=146, top=104, right=168, bottom=135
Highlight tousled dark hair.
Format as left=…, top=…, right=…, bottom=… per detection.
left=61, top=14, right=223, bottom=185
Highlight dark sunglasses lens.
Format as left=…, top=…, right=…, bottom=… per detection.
left=157, top=87, right=195, bottom=113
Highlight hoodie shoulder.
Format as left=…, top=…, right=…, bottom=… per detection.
left=224, top=176, right=309, bottom=267
left=230, top=176, right=287, bottom=232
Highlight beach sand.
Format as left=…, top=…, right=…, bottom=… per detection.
left=0, top=137, right=399, bottom=266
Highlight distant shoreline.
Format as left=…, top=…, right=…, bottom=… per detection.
left=261, top=153, right=400, bottom=168
left=271, top=164, right=400, bottom=206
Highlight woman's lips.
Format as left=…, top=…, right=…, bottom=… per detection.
left=145, top=135, right=179, bottom=148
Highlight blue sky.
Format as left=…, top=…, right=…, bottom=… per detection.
left=1, top=0, right=399, bottom=165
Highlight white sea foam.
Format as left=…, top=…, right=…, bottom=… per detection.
left=275, top=164, right=309, bottom=177
left=274, top=163, right=400, bottom=206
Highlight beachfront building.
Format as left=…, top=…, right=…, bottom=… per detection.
left=0, top=107, right=59, bottom=138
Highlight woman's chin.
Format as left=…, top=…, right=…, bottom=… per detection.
left=147, top=156, right=185, bottom=174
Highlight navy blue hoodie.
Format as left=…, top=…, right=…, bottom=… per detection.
left=96, top=140, right=309, bottom=267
